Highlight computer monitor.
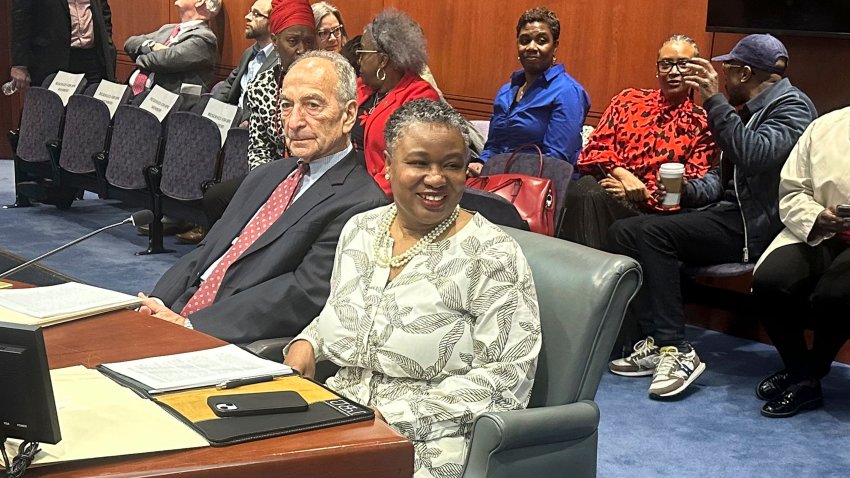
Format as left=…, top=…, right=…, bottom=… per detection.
left=0, top=322, right=61, bottom=444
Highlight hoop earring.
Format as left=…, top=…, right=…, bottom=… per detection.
left=377, top=67, right=386, bottom=82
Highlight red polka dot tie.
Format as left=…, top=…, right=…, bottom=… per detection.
left=179, top=161, right=310, bottom=318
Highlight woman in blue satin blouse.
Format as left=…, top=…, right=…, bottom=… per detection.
left=472, top=7, right=590, bottom=176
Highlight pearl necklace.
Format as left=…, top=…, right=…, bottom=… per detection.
left=374, top=204, right=460, bottom=269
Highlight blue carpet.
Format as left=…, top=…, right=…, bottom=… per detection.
left=2, top=159, right=849, bottom=475
left=0, top=159, right=194, bottom=293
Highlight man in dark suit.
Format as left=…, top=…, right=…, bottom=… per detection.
left=123, top=0, right=220, bottom=94
left=139, top=51, right=389, bottom=344
left=213, top=0, right=278, bottom=123
left=10, top=0, right=117, bottom=89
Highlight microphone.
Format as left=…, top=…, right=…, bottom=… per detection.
left=0, top=210, right=155, bottom=280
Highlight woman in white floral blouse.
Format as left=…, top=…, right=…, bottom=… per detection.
left=284, top=99, right=542, bottom=478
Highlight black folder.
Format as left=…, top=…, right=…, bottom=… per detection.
left=105, top=374, right=374, bottom=446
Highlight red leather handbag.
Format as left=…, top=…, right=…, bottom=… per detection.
left=466, top=144, right=556, bottom=236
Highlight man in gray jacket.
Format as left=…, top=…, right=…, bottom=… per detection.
left=606, top=34, right=817, bottom=399
left=124, top=0, right=221, bottom=95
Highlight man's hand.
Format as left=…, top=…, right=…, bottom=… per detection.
left=599, top=175, right=626, bottom=200
left=10, top=66, right=31, bottom=91
left=467, top=162, right=483, bottom=178
left=814, top=207, right=850, bottom=234
left=682, top=57, right=721, bottom=102
left=136, top=292, right=186, bottom=326
left=611, top=167, right=649, bottom=202
left=151, top=43, right=169, bottom=52
left=283, top=339, right=317, bottom=379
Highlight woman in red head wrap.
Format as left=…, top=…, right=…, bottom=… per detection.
left=241, top=0, right=316, bottom=169
left=269, top=0, right=316, bottom=72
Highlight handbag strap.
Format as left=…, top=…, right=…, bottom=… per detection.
left=504, top=143, right=544, bottom=177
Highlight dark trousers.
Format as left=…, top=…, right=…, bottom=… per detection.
left=608, top=206, right=745, bottom=346
left=68, top=47, right=105, bottom=84
left=561, top=175, right=643, bottom=250
left=202, top=175, right=246, bottom=226
left=752, top=239, right=850, bottom=380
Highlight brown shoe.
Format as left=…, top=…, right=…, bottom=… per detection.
left=176, top=226, right=207, bottom=244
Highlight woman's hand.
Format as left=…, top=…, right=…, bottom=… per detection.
left=599, top=176, right=626, bottom=200
left=611, top=167, right=649, bottom=202
left=814, top=207, right=850, bottom=234
left=283, top=340, right=317, bottom=379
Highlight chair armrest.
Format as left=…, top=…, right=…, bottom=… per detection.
left=469, top=400, right=598, bottom=453
left=462, top=400, right=599, bottom=478
left=244, top=337, right=293, bottom=362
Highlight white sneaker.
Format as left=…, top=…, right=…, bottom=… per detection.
left=609, top=337, right=660, bottom=377
left=648, top=345, right=706, bottom=398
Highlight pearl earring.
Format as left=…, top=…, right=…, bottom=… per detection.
left=384, top=173, right=390, bottom=180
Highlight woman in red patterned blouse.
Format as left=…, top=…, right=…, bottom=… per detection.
left=562, top=35, right=717, bottom=250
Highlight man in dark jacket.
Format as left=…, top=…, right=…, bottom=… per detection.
left=606, top=34, right=817, bottom=399
left=10, top=0, right=116, bottom=89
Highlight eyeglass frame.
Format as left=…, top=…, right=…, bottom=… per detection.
left=355, top=49, right=381, bottom=59
left=247, top=9, right=268, bottom=19
left=317, top=25, right=345, bottom=41
left=656, top=59, right=692, bottom=74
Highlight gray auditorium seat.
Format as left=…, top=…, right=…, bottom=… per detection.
left=158, top=112, right=222, bottom=201
left=218, top=127, right=249, bottom=183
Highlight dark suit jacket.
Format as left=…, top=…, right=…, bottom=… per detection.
left=214, top=45, right=278, bottom=106
left=150, top=149, right=389, bottom=344
left=11, top=0, right=117, bottom=85
left=124, top=22, right=218, bottom=93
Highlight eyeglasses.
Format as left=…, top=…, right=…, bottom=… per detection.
left=247, top=9, right=268, bottom=19
left=317, top=25, right=344, bottom=41
left=355, top=49, right=380, bottom=59
left=656, top=59, right=692, bottom=74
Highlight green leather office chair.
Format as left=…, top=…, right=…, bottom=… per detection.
left=459, top=227, right=641, bottom=478
left=247, top=227, right=642, bottom=477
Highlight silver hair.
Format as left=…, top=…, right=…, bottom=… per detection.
left=663, top=34, right=700, bottom=57
left=384, top=99, right=471, bottom=156
left=204, top=0, right=221, bottom=16
left=364, top=9, right=427, bottom=74
left=288, top=50, right=357, bottom=105
left=312, top=1, right=347, bottom=36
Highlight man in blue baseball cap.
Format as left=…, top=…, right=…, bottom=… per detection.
left=605, top=33, right=818, bottom=401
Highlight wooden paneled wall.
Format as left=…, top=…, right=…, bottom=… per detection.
left=4, top=0, right=850, bottom=156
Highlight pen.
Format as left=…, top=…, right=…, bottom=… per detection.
left=216, top=375, right=276, bottom=390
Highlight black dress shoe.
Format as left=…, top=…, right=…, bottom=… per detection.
left=17, top=181, right=77, bottom=209
left=761, top=383, right=823, bottom=418
left=756, top=369, right=794, bottom=401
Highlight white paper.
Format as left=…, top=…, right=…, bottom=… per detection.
left=180, top=83, right=202, bottom=96
left=93, top=80, right=128, bottom=118
left=48, top=71, right=85, bottom=106
left=202, top=98, right=238, bottom=146
left=3, top=366, right=208, bottom=466
left=139, top=85, right=179, bottom=122
left=0, top=282, right=140, bottom=320
left=101, top=344, right=291, bottom=394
